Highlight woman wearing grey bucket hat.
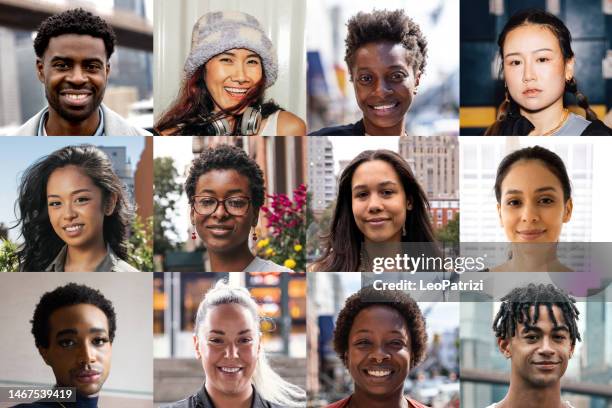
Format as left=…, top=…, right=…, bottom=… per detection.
left=155, top=11, right=306, bottom=136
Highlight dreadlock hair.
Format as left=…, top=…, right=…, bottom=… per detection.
left=492, top=283, right=581, bottom=346
left=485, top=8, right=598, bottom=136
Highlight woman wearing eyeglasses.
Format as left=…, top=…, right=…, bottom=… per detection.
left=184, top=144, right=292, bottom=272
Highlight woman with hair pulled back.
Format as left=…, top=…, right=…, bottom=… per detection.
left=15, top=144, right=138, bottom=272
left=485, top=8, right=612, bottom=136
left=165, top=280, right=306, bottom=408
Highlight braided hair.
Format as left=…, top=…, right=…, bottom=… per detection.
left=492, top=283, right=581, bottom=346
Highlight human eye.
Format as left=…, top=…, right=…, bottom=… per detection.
left=53, top=61, right=70, bottom=70
left=92, top=337, right=109, bottom=347
left=388, top=339, right=406, bottom=348
left=357, top=74, right=372, bottom=84
left=354, top=190, right=369, bottom=200
left=380, top=189, right=396, bottom=197
left=48, top=200, right=62, bottom=208
left=506, top=59, right=521, bottom=67
left=75, top=196, right=91, bottom=205
left=390, top=71, right=407, bottom=81
left=208, top=337, right=223, bottom=345
left=536, top=57, right=550, bottom=63
left=58, top=338, right=75, bottom=348
left=538, top=196, right=555, bottom=205
left=246, top=58, right=260, bottom=65
left=86, top=62, right=102, bottom=71
left=238, top=336, right=254, bottom=344
left=353, top=338, right=372, bottom=347
left=506, top=198, right=521, bottom=207
left=197, top=197, right=217, bottom=207
left=227, top=197, right=248, bottom=208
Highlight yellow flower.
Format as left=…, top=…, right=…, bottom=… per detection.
left=256, top=238, right=269, bottom=248
left=294, top=244, right=303, bottom=252
left=284, top=258, right=297, bottom=269
left=265, top=248, right=274, bottom=256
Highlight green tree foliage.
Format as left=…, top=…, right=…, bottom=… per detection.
left=0, top=239, right=19, bottom=272
left=436, top=213, right=459, bottom=244
left=154, top=157, right=182, bottom=255
left=127, top=216, right=153, bottom=271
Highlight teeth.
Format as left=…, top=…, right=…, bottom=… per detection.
left=367, top=369, right=391, bottom=377
left=220, top=367, right=241, bottom=373
left=224, top=87, right=248, bottom=94
left=373, top=104, right=396, bottom=110
left=65, top=94, right=88, bottom=100
left=64, top=225, right=83, bottom=232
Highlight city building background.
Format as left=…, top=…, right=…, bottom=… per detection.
left=0, top=0, right=153, bottom=134
left=307, top=0, right=459, bottom=136
left=308, top=272, right=460, bottom=408
left=153, top=272, right=306, bottom=404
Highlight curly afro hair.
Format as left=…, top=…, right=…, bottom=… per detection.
left=333, top=286, right=428, bottom=369
left=344, top=9, right=428, bottom=79
left=34, top=8, right=116, bottom=59
left=31, top=283, right=117, bottom=349
left=185, top=144, right=265, bottom=209
left=493, top=283, right=581, bottom=346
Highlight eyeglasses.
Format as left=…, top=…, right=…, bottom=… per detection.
left=192, top=195, right=251, bottom=216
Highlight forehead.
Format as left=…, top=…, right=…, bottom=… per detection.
left=195, top=169, right=251, bottom=194
left=48, top=304, right=109, bottom=334
left=202, top=303, right=256, bottom=332
left=518, top=304, right=567, bottom=329
left=503, top=24, right=561, bottom=55
left=352, top=41, right=413, bottom=71
left=47, top=165, right=98, bottom=191
left=352, top=159, right=402, bottom=187
left=349, top=305, right=408, bottom=335
left=501, top=160, right=562, bottom=193
left=44, top=34, right=107, bottom=61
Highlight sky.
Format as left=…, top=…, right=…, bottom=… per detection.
left=0, top=137, right=145, bottom=242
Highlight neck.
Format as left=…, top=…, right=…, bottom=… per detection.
left=363, top=117, right=406, bottom=136
left=46, top=107, right=100, bottom=136
left=499, top=377, right=563, bottom=408
left=209, top=244, right=254, bottom=272
left=362, top=240, right=403, bottom=272
left=64, top=240, right=108, bottom=272
left=506, top=243, right=564, bottom=272
left=350, top=387, right=407, bottom=408
left=520, top=99, right=565, bottom=135
left=206, top=383, right=253, bottom=408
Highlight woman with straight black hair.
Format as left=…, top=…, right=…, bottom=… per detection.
left=310, top=149, right=435, bottom=272
left=15, top=144, right=138, bottom=272
left=485, top=8, right=611, bottom=136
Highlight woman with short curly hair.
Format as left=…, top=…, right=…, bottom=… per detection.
left=310, top=9, right=427, bottom=136
left=326, top=286, right=429, bottom=408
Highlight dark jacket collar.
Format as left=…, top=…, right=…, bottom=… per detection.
left=172, top=384, right=284, bottom=408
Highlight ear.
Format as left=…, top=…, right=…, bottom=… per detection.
left=106, top=62, right=111, bottom=78
left=190, top=207, right=196, bottom=226
left=564, top=57, right=575, bottom=82
left=406, top=197, right=413, bottom=211
left=498, top=337, right=511, bottom=359
left=415, top=70, right=421, bottom=87
left=497, top=202, right=503, bottom=227
left=562, top=198, right=573, bottom=223
left=193, top=334, right=202, bottom=359
left=251, top=207, right=260, bottom=228
left=36, top=58, right=45, bottom=83
left=38, top=347, right=51, bottom=366
left=104, top=192, right=118, bottom=216
left=569, top=343, right=575, bottom=359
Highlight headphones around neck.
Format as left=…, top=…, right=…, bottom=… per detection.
left=206, top=105, right=262, bottom=136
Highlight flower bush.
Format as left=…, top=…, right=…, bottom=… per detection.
left=256, top=184, right=307, bottom=272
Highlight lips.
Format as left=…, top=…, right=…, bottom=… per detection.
left=368, top=101, right=400, bottom=116
left=224, top=86, right=250, bottom=100
left=74, top=369, right=101, bottom=384
left=62, top=223, right=84, bottom=237
left=206, top=224, right=235, bottom=238
left=532, top=361, right=560, bottom=370
left=366, top=217, right=391, bottom=227
left=522, top=88, right=542, bottom=97
left=60, top=89, right=93, bottom=107
left=516, top=229, right=546, bottom=241
left=362, top=366, right=395, bottom=380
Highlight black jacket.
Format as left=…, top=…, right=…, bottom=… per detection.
left=495, top=109, right=612, bottom=136
left=164, top=385, right=287, bottom=408
left=309, top=120, right=365, bottom=135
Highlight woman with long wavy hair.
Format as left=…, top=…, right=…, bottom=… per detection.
left=15, top=144, right=137, bottom=272
left=155, top=11, right=305, bottom=136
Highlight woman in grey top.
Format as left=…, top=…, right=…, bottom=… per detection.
left=15, top=145, right=139, bottom=272
left=185, top=144, right=292, bottom=272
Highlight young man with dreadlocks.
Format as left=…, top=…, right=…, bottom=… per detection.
left=487, top=283, right=581, bottom=408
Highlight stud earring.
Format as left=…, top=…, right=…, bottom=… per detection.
left=252, top=231, right=258, bottom=241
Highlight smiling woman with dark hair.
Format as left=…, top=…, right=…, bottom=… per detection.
left=310, top=9, right=427, bottom=136
left=326, top=286, right=429, bottom=408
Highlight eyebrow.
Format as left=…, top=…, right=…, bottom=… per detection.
left=56, top=327, right=108, bottom=337
left=504, top=48, right=554, bottom=58
left=208, top=329, right=252, bottom=335
left=353, top=329, right=406, bottom=336
left=503, top=186, right=558, bottom=196
left=197, top=188, right=246, bottom=195
left=220, top=51, right=260, bottom=59
left=352, top=180, right=398, bottom=192
left=47, top=189, right=93, bottom=199
left=521, top=325, right=569, bottom=334
left=50, top=56, right=105, bottom=64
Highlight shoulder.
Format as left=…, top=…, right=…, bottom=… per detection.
left=324, top=397, right=351, bottom=408
left=276, top=111, right=306, bottom=136
left=10, top=109, right=46, bottom=136
left=244, top=257, right=293, bottom=272
left=309, top=121, right=364, bottom=135
left=113, top=259, right=140, bottom=272
left=407, top=397, right=431, bottom=408
left=101, top=104, right=152, bottom=136
left=581, top=119, right=612, bottom=135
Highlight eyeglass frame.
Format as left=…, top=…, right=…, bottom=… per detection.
left=191, top=195, right=253, bottom=216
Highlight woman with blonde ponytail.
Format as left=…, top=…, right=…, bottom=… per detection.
left=485, top=8, right=611, bottom=136
left=165, top=280, right=305, bottom=408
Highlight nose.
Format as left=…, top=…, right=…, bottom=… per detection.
left=537, top=336, right=555, bottom=356
left=224, top=342, right=239, bottom=359
left=367, top=194, right=384, bottom=213
left=63, top=202, right=78, bottom=221
left=521, top=203, right=539, bottom=223
left=522, top=59, right=536, bottom=83
left=211, top=200, right=229, bottom=219
left=78, top=342, right=96, bottom=365
left=67, top=65, right=87, bottom=86
left=372, top=78, right=393, bottom=98
left=369, top=345, right=390, bottom=363
left=231, top=63, right=249, bottom=84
